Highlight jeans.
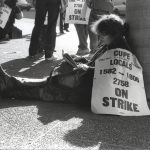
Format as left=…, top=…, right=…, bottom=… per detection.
left=29, top=0, right=60, bottom=58
left=74, top=24, right=89, bottom=51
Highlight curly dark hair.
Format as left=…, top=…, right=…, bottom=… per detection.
left=92, top=14, right=125, bottom=38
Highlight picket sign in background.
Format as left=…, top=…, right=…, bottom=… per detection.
left=65, top=0, right=91, bottom=24
left=0, top=4, right=12, bottom=28
left=91, top=48, right=150, bottom=116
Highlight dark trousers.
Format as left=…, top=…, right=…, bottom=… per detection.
left=74, top=24, right=89, bottom=51
left=59, top=12, right=69, bottom=32
left=29, top=0, right=60, bottom=57
left=1, top=76, right=48, bottom=100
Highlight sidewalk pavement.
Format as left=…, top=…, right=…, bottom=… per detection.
left=0, top=18, right=150, bottom=150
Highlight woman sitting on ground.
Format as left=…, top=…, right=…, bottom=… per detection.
left=0, top=14, right=131, bottom=105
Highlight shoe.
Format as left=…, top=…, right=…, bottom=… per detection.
left=45, top=55, right=57, bottom=61
left=76, top=49, right=89, bottom=56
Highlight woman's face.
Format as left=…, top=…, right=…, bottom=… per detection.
left=99, top=33, right=113, bottom=45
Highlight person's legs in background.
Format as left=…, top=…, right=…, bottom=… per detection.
left=28, top=1, right=47, bottom=57
left=64, top=23, right=69, bottom=32
left=44, top=0, right=60, bottom=60
left=74, top=24, right=89, bottom=56
left=61, top=10, right=69, bottom=32
left=59, top=11, right=64, bottom=34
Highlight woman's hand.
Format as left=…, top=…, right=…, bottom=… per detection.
left=76, top=63, right=89, bottom=71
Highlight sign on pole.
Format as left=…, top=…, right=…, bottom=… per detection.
left=0, top=4, right=12, bottom=29
left=65, top=0, right=91, bottom=24
left=91, top=48, right=150, bottom=116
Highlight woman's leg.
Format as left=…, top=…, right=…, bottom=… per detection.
left=0, top=65, right=48, bottom=99
left=0, top=65, right=71, bottom=102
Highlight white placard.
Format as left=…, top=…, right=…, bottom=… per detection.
left=0, top=4, right=12, bottom=29
left=91, top=48, right=150, bottom=116
left=65, top=0, right=91, bottom=24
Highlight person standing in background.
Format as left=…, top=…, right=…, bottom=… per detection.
left=75, top=0, right=114, bottom=56
left=28, top=0, right=61, bottom=60
left=59, top=11, right=69, bottom=34
left=59, top=0, right=69, bottom=34
left=87, top=0, right=114, bottom=54
left=74, top=0, right=90, bottom=56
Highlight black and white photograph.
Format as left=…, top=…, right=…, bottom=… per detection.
left=0, top=0, right=150, bottom=149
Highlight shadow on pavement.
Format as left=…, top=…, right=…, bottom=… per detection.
left=1, top=94, right=150, bottom=149
left=63, top=112, right=150, bottom=149
left=0, top=97, right=81, bottom=125
left=1, top=56, right=61, bottom=78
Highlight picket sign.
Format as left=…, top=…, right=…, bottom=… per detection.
left=0, top=4, right=12, bottom=29
left=91, top=48, right=150, bottom=116
left=65, top=0, right=91, bottom=24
